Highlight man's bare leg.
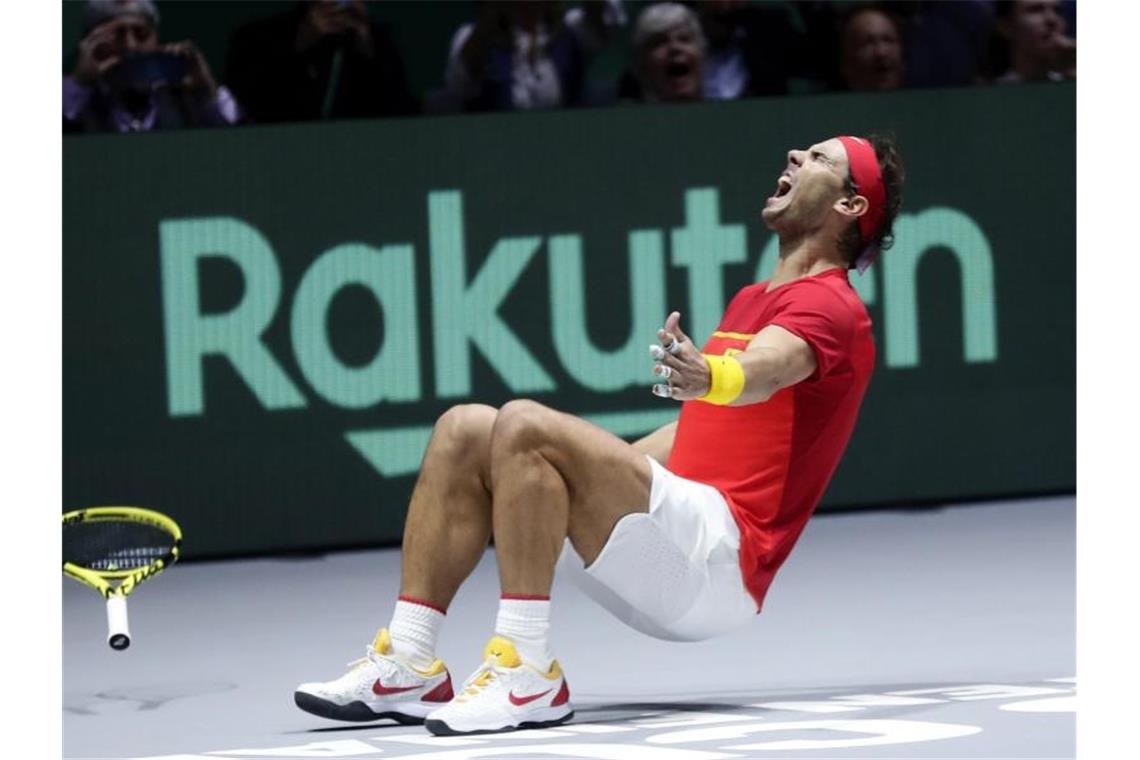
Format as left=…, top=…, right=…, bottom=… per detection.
left=293, top=407, right=500, bottom=720
left=414, top=401, right=656, bottom=733
left=488, top=400, right=654, bottom=596
left=417, top=400, right=654, bottom=735
left=293, top=404, right=503, bottom=722
left=399, top=404, right=498, bottom=609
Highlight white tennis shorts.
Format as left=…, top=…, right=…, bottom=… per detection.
left=556, top=457, right=758, bottom=641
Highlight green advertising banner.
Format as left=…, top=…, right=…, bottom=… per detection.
left=63, top=84, right=1075, bottom=558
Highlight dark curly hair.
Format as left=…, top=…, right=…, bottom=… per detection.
left=838, top=132, right=905, bottom=269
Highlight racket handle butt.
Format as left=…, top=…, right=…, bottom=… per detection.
left=106, top=595, right=131, bottom=651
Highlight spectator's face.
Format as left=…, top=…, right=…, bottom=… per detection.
left=640, top=22, right=704, bottom=101
left=1004, top=0, right=1066, bottom=60
left=840, top=10, right=904, bottom=91
left=86, top=14, right=158, bottom=66
left=762, top=139, right=849, bottom=235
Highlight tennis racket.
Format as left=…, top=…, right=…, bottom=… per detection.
left=62, top=506, right=182, bottom=650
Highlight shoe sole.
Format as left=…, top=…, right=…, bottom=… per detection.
left=294, top=692, right=426, bottom=724
left=425, top=710, right=575, bottom=736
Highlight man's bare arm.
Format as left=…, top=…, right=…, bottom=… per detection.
left=730, top=324, right=817, bottom=404
left=631, top=421, right=677, bottom=466
left=651, top=312, right=818, bottom=404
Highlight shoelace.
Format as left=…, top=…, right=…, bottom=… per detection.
left=458, top=660, right=502, bottom=700
left=345, top=645, right=388, bottom=672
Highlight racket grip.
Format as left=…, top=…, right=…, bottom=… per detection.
left=106, top=595, right=131, bottom=650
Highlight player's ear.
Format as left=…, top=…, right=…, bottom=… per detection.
left=834, top=193, right=868, bottom=222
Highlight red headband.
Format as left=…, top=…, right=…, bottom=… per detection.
left=836, top=135, right=886, bottom=273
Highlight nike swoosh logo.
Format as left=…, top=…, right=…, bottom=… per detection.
left=372, top=680, right=419, bottom=696
left=509, top=688, right=552, bottom=706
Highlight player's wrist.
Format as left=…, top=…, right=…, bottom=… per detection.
left=698, top=354, right=745, bottom=405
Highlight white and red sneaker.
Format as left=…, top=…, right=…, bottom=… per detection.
left=424, top=636, right=573, bottom=736
left=294, top=629, right=453, bottom=723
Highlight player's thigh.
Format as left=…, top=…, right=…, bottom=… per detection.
left=492, top=400, right=653, bottom=562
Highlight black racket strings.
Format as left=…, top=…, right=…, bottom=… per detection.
left=63, top=520, right=175, bottom=571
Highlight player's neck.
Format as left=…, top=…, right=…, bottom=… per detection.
left=769, top=237, right=845, bottom=289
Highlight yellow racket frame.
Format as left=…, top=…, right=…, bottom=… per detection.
left=62, top=506, right=182, bottom=599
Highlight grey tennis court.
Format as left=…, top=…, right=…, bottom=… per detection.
left=63, top=493, right=1074, bottom=759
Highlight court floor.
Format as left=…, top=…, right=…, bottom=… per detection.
left=63, top=495, right=1075, bottom=759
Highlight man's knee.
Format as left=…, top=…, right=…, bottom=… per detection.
left=431, top=404, right=497, bottom=463
left=491, top=399, right=553, bottom=455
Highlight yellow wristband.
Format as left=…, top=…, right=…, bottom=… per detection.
left=698, top=354, right=745, bottom=405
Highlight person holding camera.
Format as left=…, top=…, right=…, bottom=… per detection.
left=63, top=0, right=242, bottom=133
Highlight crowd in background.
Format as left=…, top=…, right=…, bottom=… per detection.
left=63, top=0, right=1077, bottom=134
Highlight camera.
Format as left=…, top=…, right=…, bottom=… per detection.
left=103, top=51, right=189, bottom=91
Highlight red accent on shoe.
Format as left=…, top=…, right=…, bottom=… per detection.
left=398, top=595, right=447, bottom=615
left=551, top=678, right=570, bottom=707
left=500, top=594, right=551, bottom=601
left=421, top=674, right=453, bottom=703
left=508, top=688, right=552, bottom=706
left=372, top=680, right=420, bottom=696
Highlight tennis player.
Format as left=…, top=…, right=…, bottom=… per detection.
left=295, top=134, right=904, bottom=735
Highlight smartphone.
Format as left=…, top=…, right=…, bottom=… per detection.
left=104, top=51, right=190, bottom=91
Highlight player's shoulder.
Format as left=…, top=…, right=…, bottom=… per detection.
left=722, top=281, right=770, bottom=313
left=774, top=271, right=872, bottom=341
left=781, top=270, right=864, bottom=310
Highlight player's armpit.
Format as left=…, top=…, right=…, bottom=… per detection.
left=631, top=420, right=678, bottom=465
left=733, top=325, right=818, bottom=405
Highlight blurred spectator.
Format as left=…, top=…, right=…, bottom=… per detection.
left=836, top=4, right=905, bottom=92
left=625, top=2, right=705, bottom=103
left=63, top=0, right=241, bottom=133
left=226, top=1, right=418, bottom=124
left=898, top=1, right=992, bottom=88
left=989, top=0, right=1075, bottom=83
left=696, top=0, right=800, bottom=99
left=442, top=1, right=626, bottom=112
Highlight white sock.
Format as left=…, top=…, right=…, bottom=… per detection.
left=495, top=595, right=553, bottom=671
left=388, top=596, right=445, bottom=671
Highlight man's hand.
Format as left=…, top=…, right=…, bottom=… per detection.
left=164, top=40, right=218, bottom=99
left=649, top=311, right=710, bottom=401
left=649, top=317, right=819, bottom=406
left=1049, top=33, right=1076, bottom=79
left=73, top=26, right=121, bottom=86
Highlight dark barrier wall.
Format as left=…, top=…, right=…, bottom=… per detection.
left=63, top=85, right=1075, bottom=558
